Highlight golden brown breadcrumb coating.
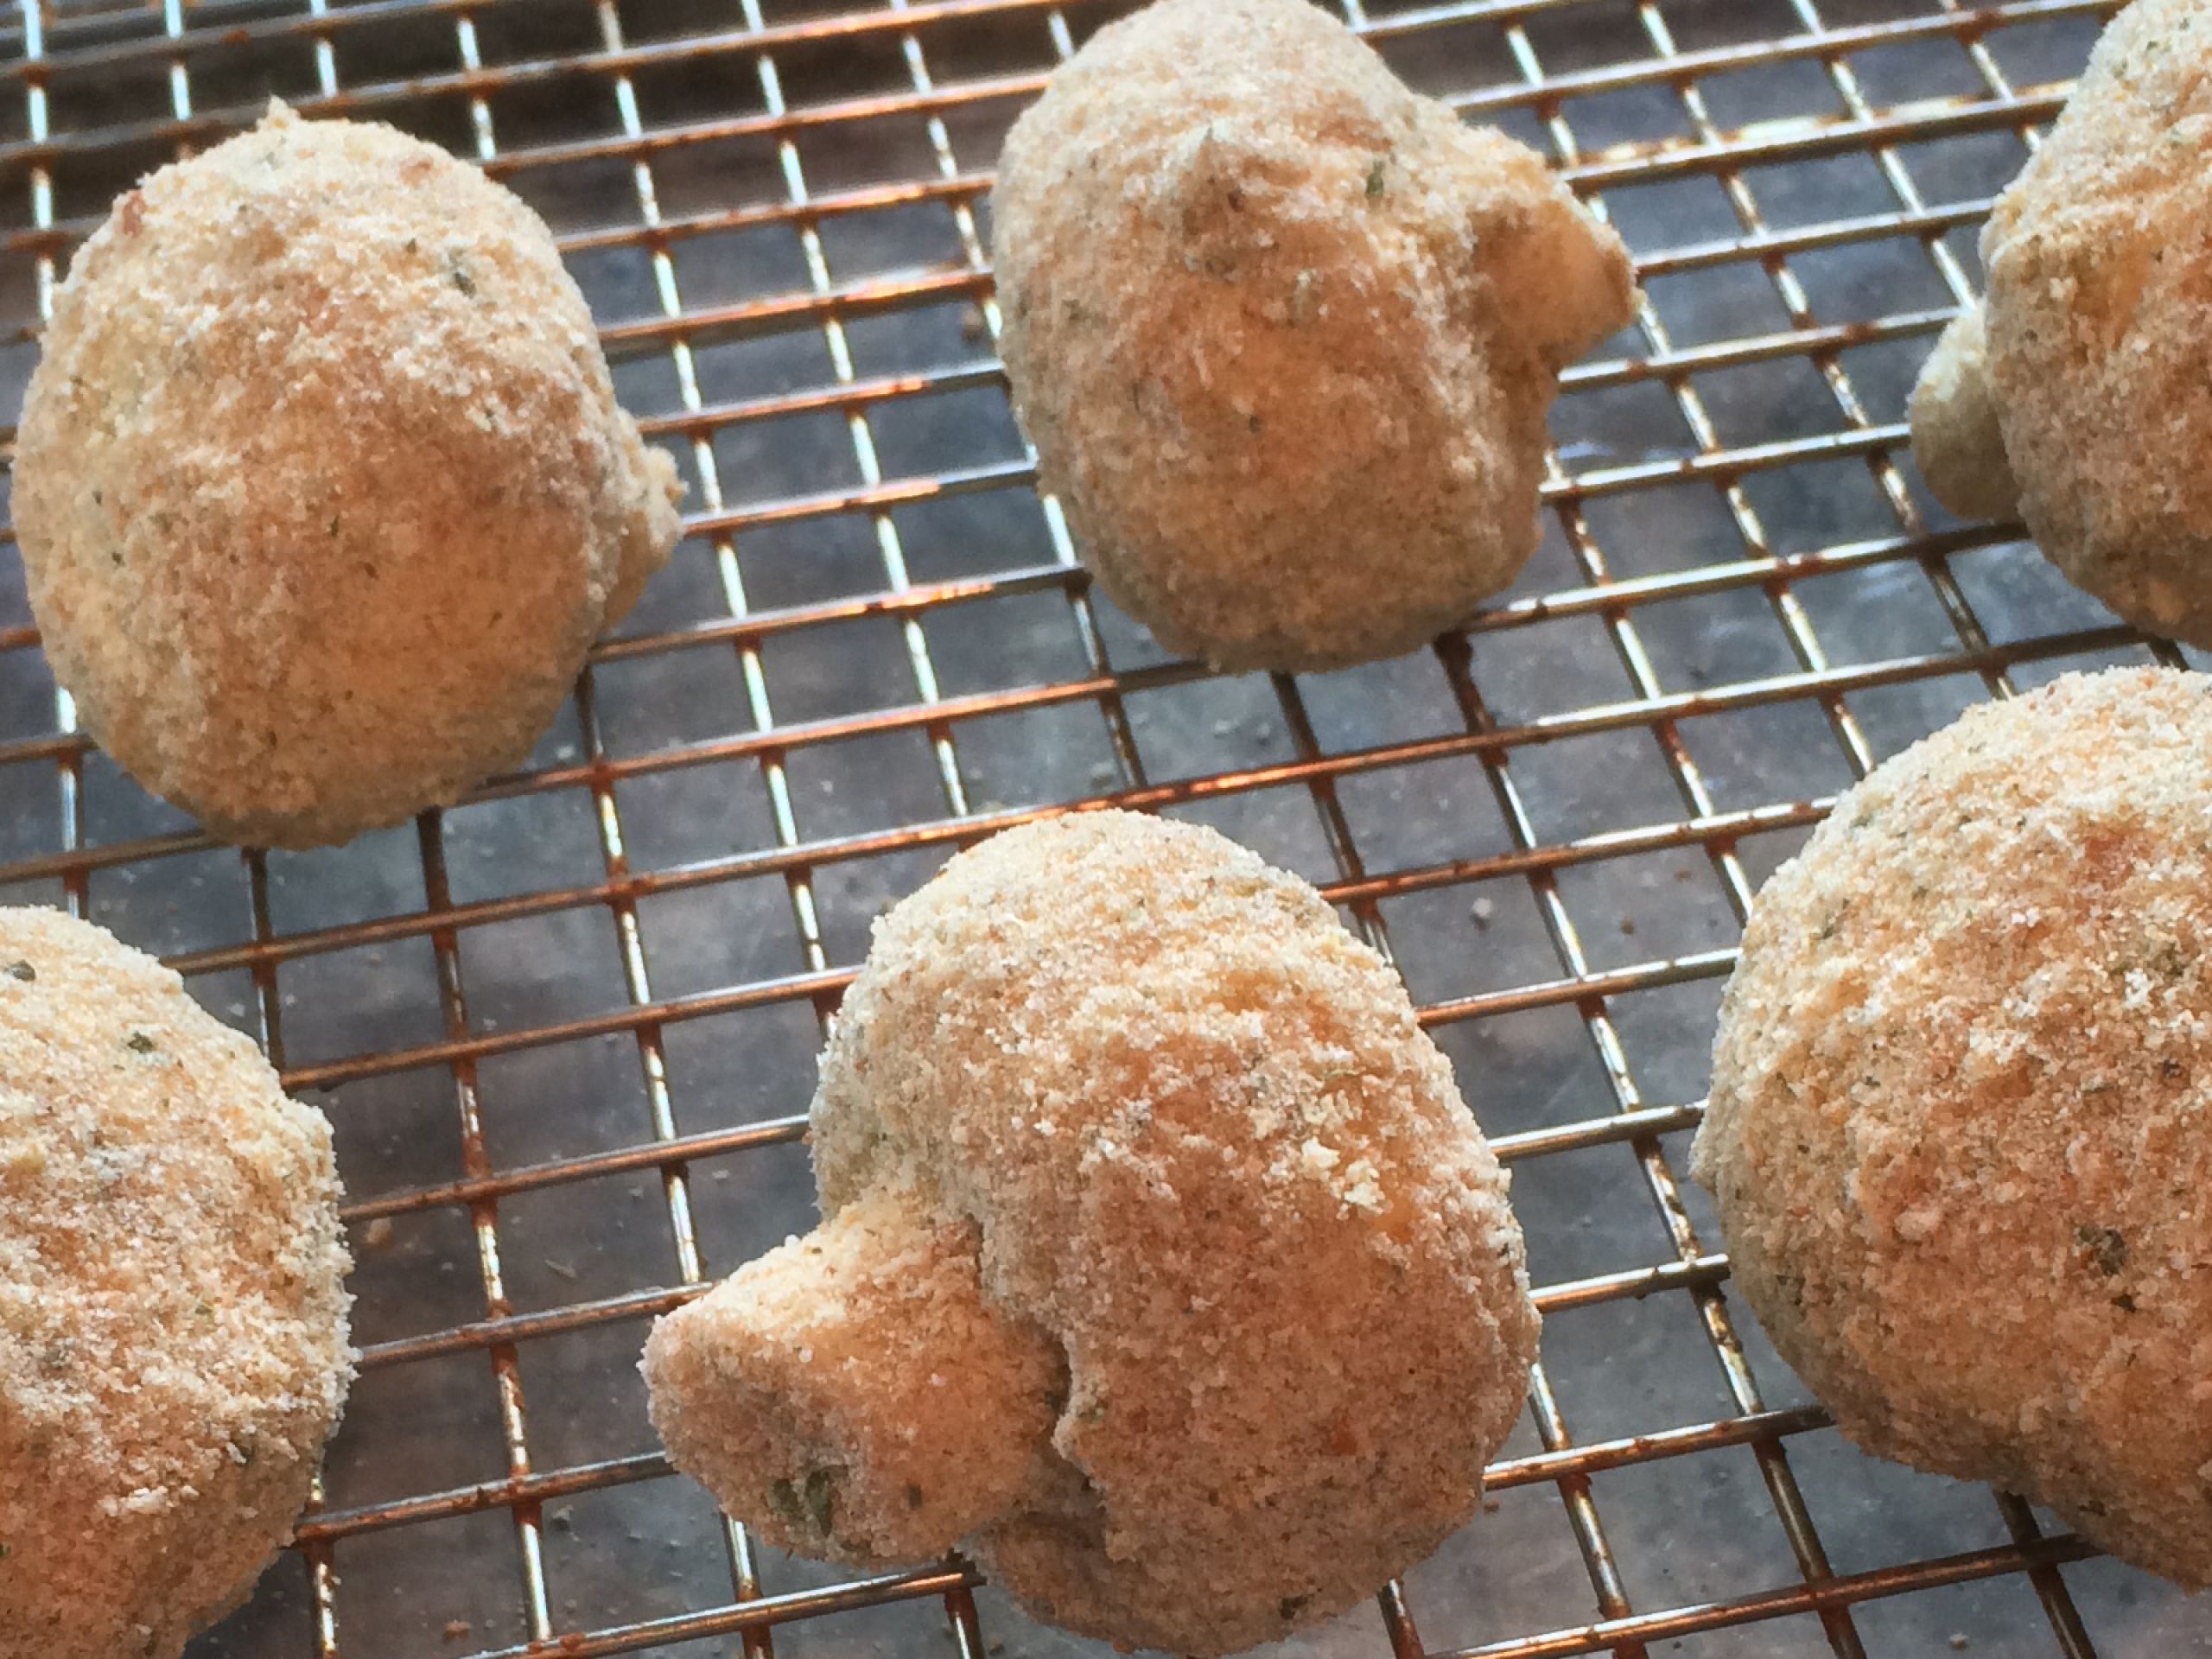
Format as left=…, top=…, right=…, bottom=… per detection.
left=0, top=907, right=353, bottom=1658
left=990, top=0, right=1635, bottom=672
left=645, top=811, right=1537, bottom=1656
left=1696, top=669, right=2212, bottom=1587
left=1908, top=0, right=2212, bottom=642
left=645, top=1184, right=1062, bottom=1565
left=13, top=100, right=683, bottom=849
left=1908, top=306, right=2018, bottom=524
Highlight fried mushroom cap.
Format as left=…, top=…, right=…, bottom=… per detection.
left=645, top=811, right=1538, bottom=1656
left=990, top=0, right=1634, bottom=671
left=1695, top=669, right=2212, bottom=1588
left=0, top=907, right=353, bottom=1659
left=1909, top=0, right=2212, bottom=643
left=12, top=100, right=683, bottom=849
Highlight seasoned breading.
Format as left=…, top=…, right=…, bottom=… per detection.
left=645, top=811, right=1538, bottom=1656
left=645, top=1185, right=1062, bottom=1565
left=990, top=0, right=1634, bottom=671
left=1909, top=0, right=2212, bottom=642
left=0, top=908, right=353, bottom=1658
left=12, top=100, right=682, bottom=849
left=1696, top=669, right=2212, bottom=1587
left=1908, top=305, right=2018, bottom=523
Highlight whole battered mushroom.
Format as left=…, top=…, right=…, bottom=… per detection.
left=1910, top=0, right=2212, bottom=643
left=1697, top=669, right=2212, bottom=1587
left=0, top=907, right=353, bottom=1659
left=644, top=811, right=1538, bottom=1656
left=990, top=0, right=1636, bottom=671
left=12, top=101, right=683, bottom=849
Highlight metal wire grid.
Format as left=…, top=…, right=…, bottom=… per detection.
left=0, top=0, right=2197, bottom=1655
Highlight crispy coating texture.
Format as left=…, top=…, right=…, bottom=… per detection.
left=1695, top=670, right=2212, bottom=1587
left=645, top=1185, right=1063, bottom=1563
left=645, top=812, right=1538, bottom=1656
left=1908, top=306, right=2019, bottom=523
left=990, top=0, right=1634, bottom=672
left=1908, top=0, right=2212, bottom=642
left=13, top=101, right=683, bottom=849
left=0, top=908, right=353, bottom=1658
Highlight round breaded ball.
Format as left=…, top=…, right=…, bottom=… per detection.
left=1694, top=669, right=2212, bottom=1587
left=0, top=907, right=353, bottom=1659
left=645, top=810, right=1537, bottom=1656
left=990, top=0, right=1635, bottom=672
left=1908, top=0, right=2212, bottom=643
left=13, top=100, right=683, bottom=849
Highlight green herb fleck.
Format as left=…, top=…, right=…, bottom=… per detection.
left=803, top=1466, right=838, bottom=1535
left=5, top=961, right=33, bottom=982
left=0, top=1541, right=10, bottom=1560
left=767, top=1478, right=804, bottom=1528
left=1079, top=1400, right=1108, bottom=1424
left=125, top=1032, right=157, bottom=1055
left=905, top=1484, right=925, bottom=1511
left=451, top=262, right=477, bottom=296
left=2075, top=1224, right=2128, bottom=1277
left=1365, top=157, right=1388, bottom=200
left=1279, top=1595, right=1310, bottom=1623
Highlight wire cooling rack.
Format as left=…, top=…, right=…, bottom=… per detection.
left=2, top=0, right=2204, bottom=1656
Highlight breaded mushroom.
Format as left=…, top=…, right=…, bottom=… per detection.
left=645, top=811, right=1537, bottom=1656
left=1909, top=0, right=2212, bottom=643
left=12, top=100, right=683, bottom=849
left=0, top=907, right=353, bottom=1659
left=990, top=0, right=1635, bottom=671
left=1695, top=669, right=2212, bottom=1587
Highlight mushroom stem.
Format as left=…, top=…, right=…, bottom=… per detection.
left=643, top=1183, right=1061, bottom=1565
